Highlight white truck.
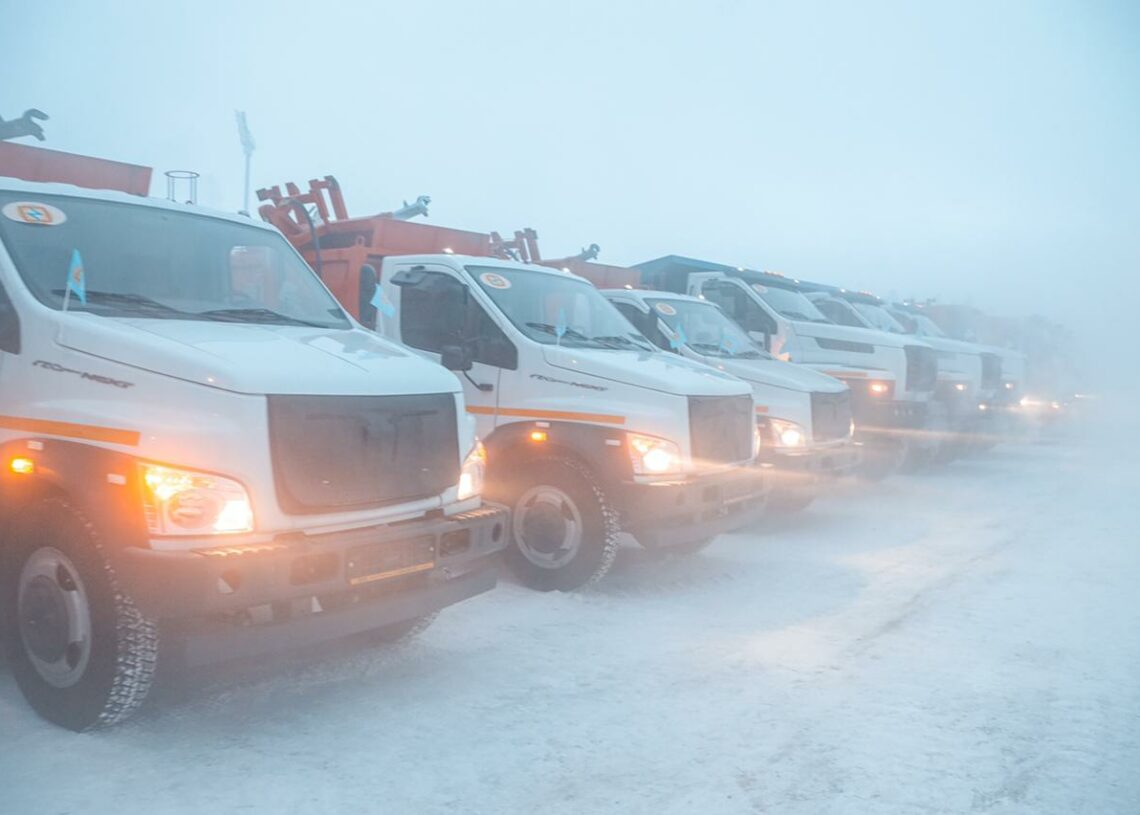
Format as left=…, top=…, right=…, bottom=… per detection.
left=602, top=289, right=858, bottom=511
left=633, top=256, right=938, bottom=478
left=0, top=154, right=507, bottom=731
left=257, top=181, right=769, bottom=591
left=804, top=288, right=997, bottom=458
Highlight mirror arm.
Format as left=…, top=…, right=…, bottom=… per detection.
left=463, top=371, right=494, bottom=392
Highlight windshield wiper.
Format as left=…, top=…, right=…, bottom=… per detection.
left=588, top=334, right=653, bottom=351
left=198, top=308, right=331, bottom=328
left=52, top=289, right=192, bottom=317
left=525, top=321, right=595, bottom=344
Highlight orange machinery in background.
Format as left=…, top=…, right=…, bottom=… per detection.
left=0, top=142, right=152, bottom=196
left=487, top=226, right=641, bottom=289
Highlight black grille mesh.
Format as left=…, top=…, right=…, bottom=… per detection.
left=810, top=390, right=853, bottom=442
left=689, top=395, right=754, bottom=465
left=903, top=345, right=938, bottom=392
left=267, top=393, right=459, bottom=514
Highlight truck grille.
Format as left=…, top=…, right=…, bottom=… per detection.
left=810, top=390, right=853, bottom=442
left=688, top=395, right=754, bottom=465
left=267, top=394, right=459, bottom=514
left=903, top=345, right=938, bottom=392
left=980, top=352, right=1002, bottom=391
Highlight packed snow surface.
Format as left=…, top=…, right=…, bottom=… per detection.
left=3, top=427, right=1138, bottom=814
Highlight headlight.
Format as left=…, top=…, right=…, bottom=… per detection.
left=457, top=440, right=487, bottom=501
left=628, top=433, right=681, bottom=475
left=868, top=381, right=893, bottom=397
left=141, top=463, right=254, bottom=536
left=766, top=418, right=807, bottom=447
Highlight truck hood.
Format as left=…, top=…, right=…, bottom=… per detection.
left=543, top=345, right=749, bottom=397
left=701, top=355, right=848, bottom=395
left=793, top=319, right=925, bottom=351
left=57, top=316, right=462, bottom=396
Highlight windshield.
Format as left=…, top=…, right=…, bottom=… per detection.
left=907, top=311, right=947, bottom=338
left=750, top=283, right=830, bottom=322
left=852, top=301, right=907, bottom=333
left=646, top=297, right=768, bottom=359
left=470, top=265, right=655, bottom=351
left=0, top=192, right=349, bottom=328
left=810, top=295, right=868, bottom=328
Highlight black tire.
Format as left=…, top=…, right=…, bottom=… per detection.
left=1, top=497, right=157, bottom=731
left=491, top=456, right=620, bottom=591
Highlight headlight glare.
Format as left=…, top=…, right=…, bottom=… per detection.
left=457, top=440, right=487, bottom=501
left=628, top=433, right=681, bottom=475
left=141, top=463, right=253, bottom=535
left=766, top=418, right=807, bottom=448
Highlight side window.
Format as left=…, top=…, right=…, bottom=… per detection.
left=613, top=302, right=669, bottom=351
left=0, top=279, right=20, bottom=353
left=702, top=282, right=775, bottom=334
left=817, top=299, right=859, bottom=327
left=399, top=271, right=517, bottom=369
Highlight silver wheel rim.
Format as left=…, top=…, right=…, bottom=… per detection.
left=513, top=485, right=584, bottom=570
left=18, top=547, right=93, bottom=688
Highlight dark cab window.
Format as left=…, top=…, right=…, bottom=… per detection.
left=399, top=271, right=517, bottom=369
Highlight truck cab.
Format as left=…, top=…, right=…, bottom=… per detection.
left=0, top=155, right=507, bottom=731
left=602, top=288, right=858, bottom=512
left=259, top=180, right=768, bottom=591
left=805, top=289, right=996, bottom=456
left=633, top=256, right=938, bottom=477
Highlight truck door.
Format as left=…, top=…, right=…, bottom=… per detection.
left=700, top=279, right=778, bottom=351
left=388, top=263, right=515, bottom=437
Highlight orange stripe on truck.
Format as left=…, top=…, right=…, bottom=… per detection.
left=0, top=415, right=141, bottom=446
left=467, top=405, right=626, bottom=425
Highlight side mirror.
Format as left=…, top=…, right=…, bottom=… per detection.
left=440, top=344, right=473, bottom=372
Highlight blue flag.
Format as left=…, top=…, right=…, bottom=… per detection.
left=370, top=286, right=395, bottom=318
left=668, top=323, right=688, bottom=350
left=66, top=249, right=86, bottom=304
left=718, top=328, right=735, bottom=354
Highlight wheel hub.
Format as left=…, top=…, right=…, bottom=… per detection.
left=17, top=547, right=93, bottom=688
left=514, top=486, right=583, bottom=569
left=19, top=575, right=72, bottom=663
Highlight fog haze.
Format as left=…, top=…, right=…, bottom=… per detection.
left=4, top=0, right=1137, bottom=374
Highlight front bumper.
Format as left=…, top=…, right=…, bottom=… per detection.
left=851, top=394, right=929, bottom=435
left=764, top=440, right=860, bottom=476
left=115, top=505, right=508, bottom=663
left=618, top=465, right=769, bottom=548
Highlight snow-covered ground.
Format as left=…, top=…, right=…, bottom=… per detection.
left=3, top=421, right=1138, bottom=814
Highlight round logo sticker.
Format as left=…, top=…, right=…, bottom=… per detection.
left=2, top=201, right=67, bottom=226
left=654, top=302, right=678, bottom=316
left=480, top=272, right=511, bottom=289
left=751, top=283, right=768, bottom=294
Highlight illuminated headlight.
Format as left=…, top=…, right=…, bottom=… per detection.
left=628, top=433, right=681, bottom=475
left=954, top=382, right=967, bottom=392
left=767, top=418, right=807, bottom=448
left=457, top=440, right=487, bottom=501
left=1004, top=382, right=1014, bottom=390
left=141, top=463, right=253, bottom=536
left=868, top=381, right=892, bottom=397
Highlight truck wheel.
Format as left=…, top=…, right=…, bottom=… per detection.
left=497, top=457, right=619, bottom=591
left=1, top=497, right=157, bottom=731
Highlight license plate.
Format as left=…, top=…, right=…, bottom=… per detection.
left=346, top=535, right=436, bottom=586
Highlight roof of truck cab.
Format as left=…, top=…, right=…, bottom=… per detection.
left=394, top=254, right=590, bottom=280
left=0, top=177, right=279, bottom=231
left=602, top=288, right=710, bottom=306
left=634, top=254, right=809, bottom=291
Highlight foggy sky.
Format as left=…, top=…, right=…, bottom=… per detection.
left=4, top=1, right=1138, bottom=364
